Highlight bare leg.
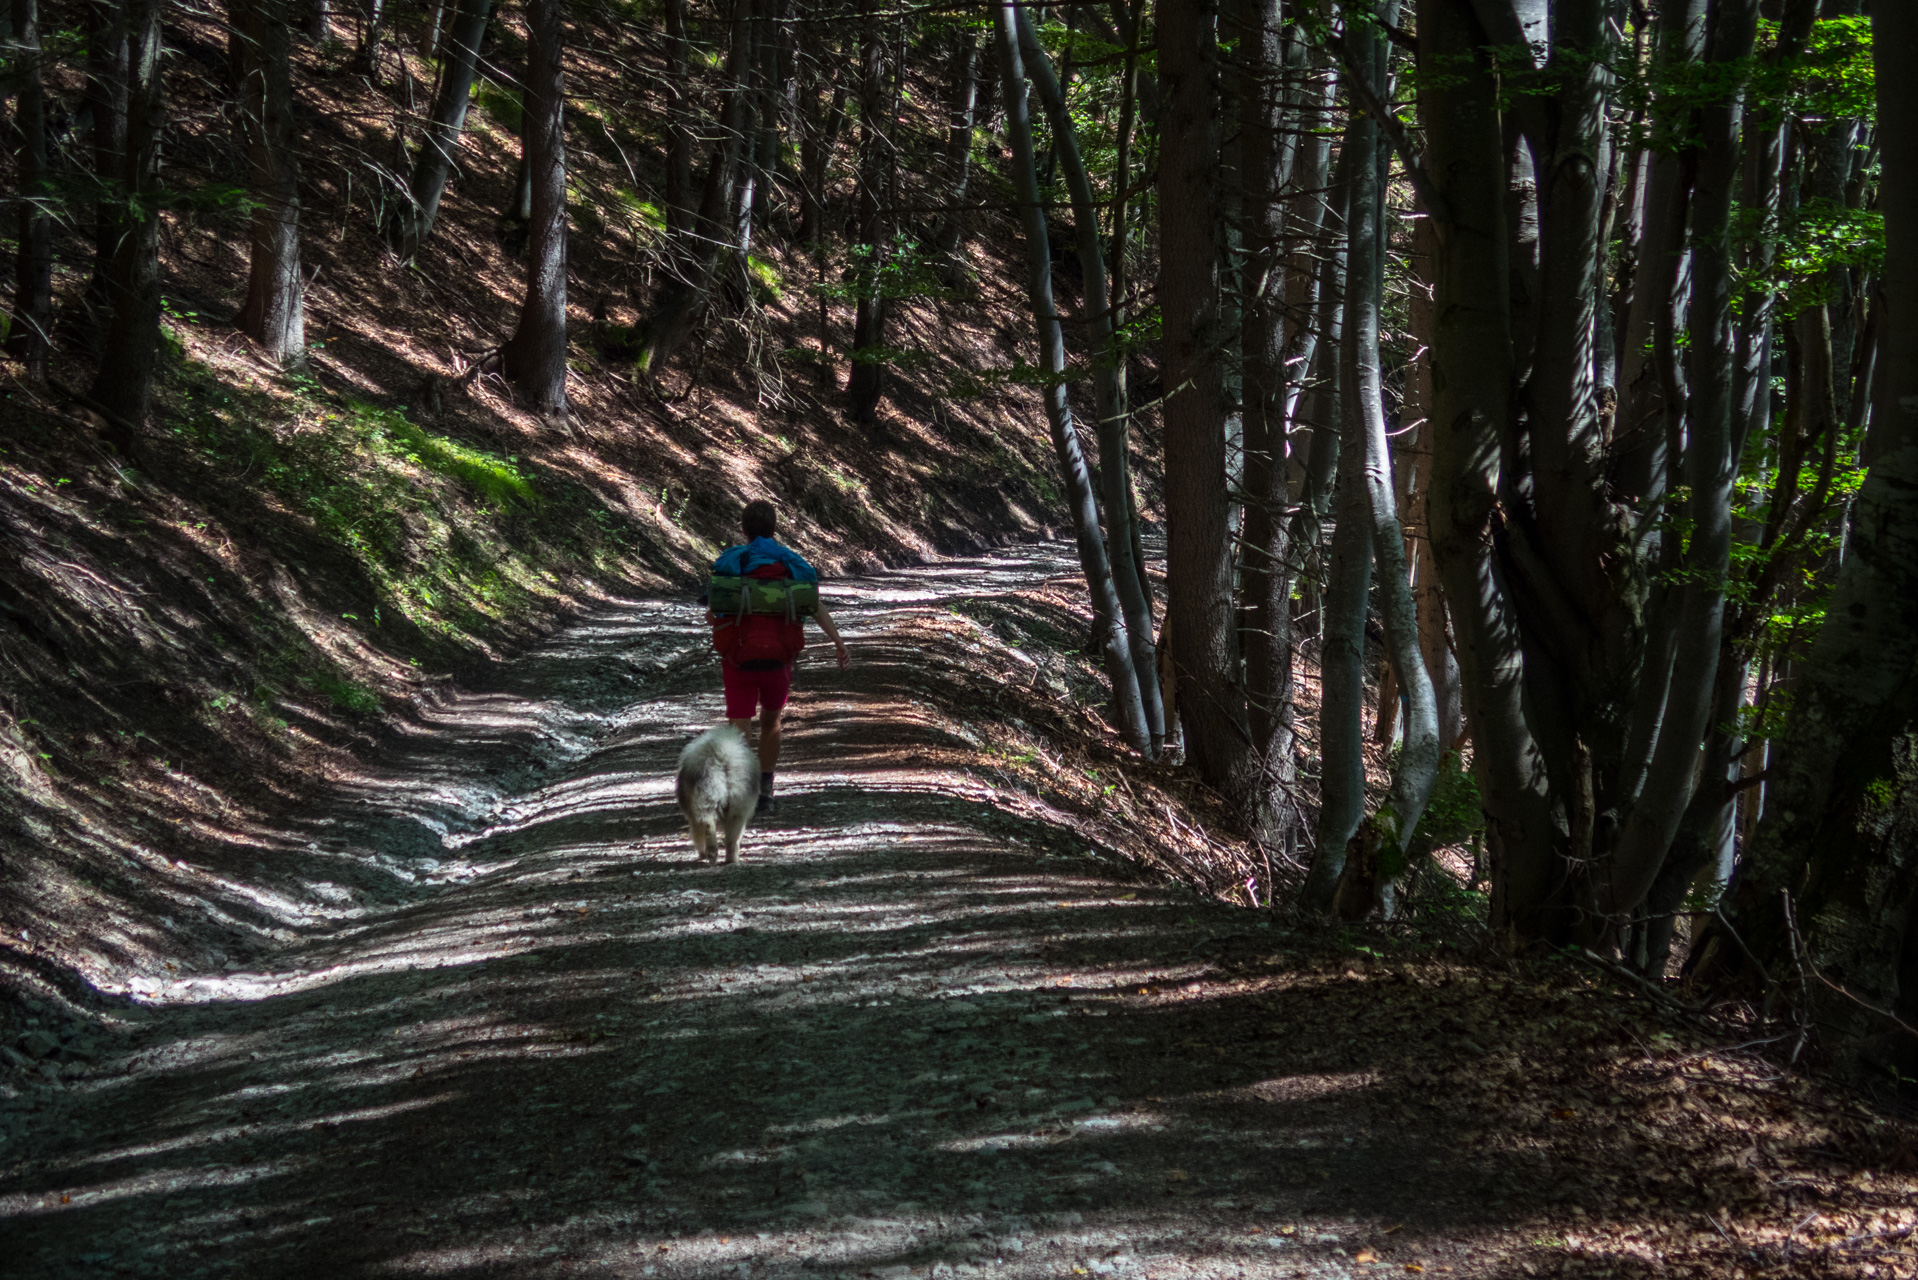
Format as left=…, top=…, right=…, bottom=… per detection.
left=757, top=711, right=783, bottom=774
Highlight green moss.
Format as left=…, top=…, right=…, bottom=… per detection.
left=473, top=80, right=523, bottom=132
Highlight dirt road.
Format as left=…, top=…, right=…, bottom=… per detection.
left=1, top=548, right=1890, bottom=1280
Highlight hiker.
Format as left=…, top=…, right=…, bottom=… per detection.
left=705, top=499, right=850, bottom=814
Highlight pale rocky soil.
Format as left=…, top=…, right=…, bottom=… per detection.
left=2, top=548, right=1911, bottom=1280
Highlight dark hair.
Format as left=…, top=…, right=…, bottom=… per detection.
left=742, top=499, right=778, bottom=540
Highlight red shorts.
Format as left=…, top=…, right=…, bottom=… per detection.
left=722, top=662, right=793, bottom=720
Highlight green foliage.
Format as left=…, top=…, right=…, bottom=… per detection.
left=1419, top=752, right=1484, bottom=849
left=472, top=79, right=523, bottom=133
left=820, top=234, right=951, bottom=306
left=305, top=673, right=383, bottom=716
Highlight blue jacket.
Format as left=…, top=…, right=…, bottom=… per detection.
left=711, top=537, right=821, bottom=584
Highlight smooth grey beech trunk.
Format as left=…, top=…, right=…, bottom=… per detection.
left=1612, top=0, right=1702, bottom=820
left=1303, top=100, right=1379, bottom=911
left=1600, top=0, right=1758, bottom=928
left=388, top=0, right=493, bottom=259
left=1405, top=217, right=1463, bottom=751
left=1237, top=0, right=1304, bottom=831
left=234, top=0, right=305, bottom=364
left=1308, top=0, right=1437, bottom=918
left=8, top=0, right=52, bottom=375
left=88, top=0, right=165, bottom=442
left=991, top=0, right=1150, bottom=754
left=499, top=0, right=567, bottom=419
left=1158, top=0, right=1255, bottom=812
left=1013, top=5, right=1164, bottom=753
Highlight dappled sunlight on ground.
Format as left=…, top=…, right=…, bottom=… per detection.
left=6, top=548, right=1912, bottom=1278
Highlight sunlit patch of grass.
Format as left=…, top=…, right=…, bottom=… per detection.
left=358, top=404, right=537, bottom=509
left=162, top=357, right=632, bottom=658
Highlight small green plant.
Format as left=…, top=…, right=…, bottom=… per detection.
left=307, top=674, right=382, bottom=716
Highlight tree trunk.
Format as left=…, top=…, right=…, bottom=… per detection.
left=797, top=37, right=847, bottom=251
left=81, top=0, right=129, bottom=347
left=932, top=30, right=982, bottom=260
left=992, top=0, right=1150, bottom=753
left=1158, top=0, right=1255, bottom=811
left=498, top=0, right=567, bottom=419
left=637, top=0, right=758, bottom=373
left=87, top=0, right=165, bottom=445
left=845, top=0, right=890, bottom=424
left=1238, top=0, right=1300, bottom=826
left=1406, top=215, right=1463, bottom=750
left=8, top=0, right=53, bottom=376
left=1333, top=0, right=1438, bottom=920
left=387, top=0, right=492, bottom=257
left=234, top=0, right=305, bottom=364
left=1416, top=0, right=1556, bottom=944
left=1014, top=5, right=1163, bottom=752
left=663, top=0, right=693, bottom=233
left=305, top=0, right=329, bottom=41
left=1598, top=0, right=1759, bottom=930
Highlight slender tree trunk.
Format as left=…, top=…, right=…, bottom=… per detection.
left=498, top=0, right=567, bottom=419
left=993, top=0, right=1150, bottom=752
left=82, top=0, right=129, bottom=346
left=730, top=0, right=770, bottom=260
left=305, top=0, right=329, bottom=40
left=1238, top=0, right=1297, bottom=824
left=502, top=88, right=534, bottom=251
left=1337, top=39, right=1440, bottom=923
left=88, top=0, right=164, bottom=445
left=1407, top=215, right=1463, bottom=749
left=8, top=0, right=53, bottom=376
left=797, top=41, right=847, bottom=250
left=638, top=0, right=758, bottom=372
left=1015, top=6, right=1163, bottom=752
left=1302, top=244, right=1372, bottom=910
left=234, top=0, right=305, bottom=363
left=1283, top=174, right=1346, bottom=652
left=354, top=0, right=384, bottom=72
left=663, top=0, right=693, bottom=233
left=933, top=31, right=982, bottom=260
left=845, top=0, right=890, bottom=423
left=387, top=0, right=492, bottom=257
left=1159, top=0, right=1255, bottom=811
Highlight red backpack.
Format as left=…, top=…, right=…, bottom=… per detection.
left=710, top=563, right=806, bottom=667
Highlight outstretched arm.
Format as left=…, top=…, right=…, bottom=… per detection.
left=814, top=603, right=850, bottom=669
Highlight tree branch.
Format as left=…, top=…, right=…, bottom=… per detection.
left=1323, top=28, right=1450, bottom=227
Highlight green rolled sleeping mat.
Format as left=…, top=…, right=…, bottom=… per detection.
left=707, top=575, right=818, bottom=617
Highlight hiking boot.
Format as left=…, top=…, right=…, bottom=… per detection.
left=756, top=793, right=779, bottom=817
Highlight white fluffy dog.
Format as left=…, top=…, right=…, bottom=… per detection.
left=674, top=726, right=760, bottom=864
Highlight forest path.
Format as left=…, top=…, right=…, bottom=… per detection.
left=4, top=547, right=1512, bottom=1279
